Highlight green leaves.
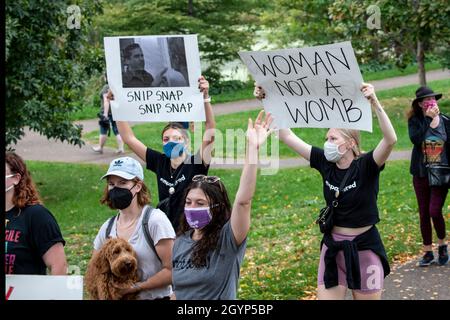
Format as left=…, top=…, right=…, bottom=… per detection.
left=94, top=0, right=261, bottom=83
left=6, top=0, right=103, bottom=149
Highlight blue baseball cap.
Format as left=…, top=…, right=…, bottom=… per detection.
left=101, top=157, right=144, bottom=181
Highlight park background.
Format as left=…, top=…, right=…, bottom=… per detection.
left=5, top=0, right=450, bottom=299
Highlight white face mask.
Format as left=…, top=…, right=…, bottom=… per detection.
left=324, top=141, right=346, bottom=163
left=5, top=174, right=15, bottom=193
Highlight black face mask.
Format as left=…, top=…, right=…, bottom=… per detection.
left=108, top=184, right=136, bottom=210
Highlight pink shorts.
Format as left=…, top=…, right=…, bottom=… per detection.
left=317, top=232, right=384, bottom=294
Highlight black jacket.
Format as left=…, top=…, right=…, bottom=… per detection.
left=408, top=113, right=450, bottom=177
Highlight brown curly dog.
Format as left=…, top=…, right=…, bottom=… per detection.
left=85, top=238, right=139, bottom=300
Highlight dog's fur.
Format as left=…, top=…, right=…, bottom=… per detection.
left=85, top=238, right=139, bottom=300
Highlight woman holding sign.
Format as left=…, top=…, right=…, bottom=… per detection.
left=255, top=83, right=397, bottom=300
left=117, top=76, right=215, bottom=232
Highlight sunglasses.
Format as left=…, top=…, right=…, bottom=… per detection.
left=192, top=175, right=221, bottom=183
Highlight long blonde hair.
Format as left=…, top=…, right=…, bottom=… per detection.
left=337, top=129, right=361, bottom=158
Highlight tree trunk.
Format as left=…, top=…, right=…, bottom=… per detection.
left=188, top=0, right=194, bottom=16
left=417, top=39, right=426, bottom=86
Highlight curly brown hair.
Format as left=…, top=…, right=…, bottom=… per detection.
left=100, top=177, right=151, bottom=209
left=178, top=179, right=232, bottom=268
left=5, top=152, right=42, bottom=208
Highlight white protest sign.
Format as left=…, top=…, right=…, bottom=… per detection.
left=239, top=41, right=372, bottom=132
left=5, top=275, right=83, bottom=300
left=104, top=34, right=205, bottom=122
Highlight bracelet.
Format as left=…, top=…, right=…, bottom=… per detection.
left=204, top=96, right=211, bottom=103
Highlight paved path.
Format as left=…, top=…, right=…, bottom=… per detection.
left=381, top=254, right=449, bottom=300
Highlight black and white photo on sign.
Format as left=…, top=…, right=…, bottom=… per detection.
left=239, top=41, right=372, bottom=132
left=104, top=34, right=204, bottom=122
left=120, top=37, right=189, bottom=88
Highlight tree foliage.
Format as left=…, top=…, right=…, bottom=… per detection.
left=6, top=0, right=103, bottom=148
left=260, top=0, right=449, bottom=79
left=94, top=0, right=263, bottom=83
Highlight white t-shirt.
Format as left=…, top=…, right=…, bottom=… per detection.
left=93, top=205, right=175, bottom=299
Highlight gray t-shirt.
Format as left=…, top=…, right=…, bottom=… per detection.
left=172, top=221, right=247, bottom=300
left=93, top=206, right=176, bottom=300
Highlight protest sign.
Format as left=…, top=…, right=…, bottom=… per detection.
left=239, top=41, right=372, bottom=132
left=104, top=34, right=205, bottom=122
left=5, top=275, right=83, bottom=300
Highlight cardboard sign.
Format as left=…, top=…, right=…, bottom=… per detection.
left=5, top=275, right=83, bottom=300
left=239, top=41, right=372, bottom=132
left=104, top=34, right=205, bottom=122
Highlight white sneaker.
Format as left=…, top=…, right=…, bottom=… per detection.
left=92, top=146, right=103, bottom=154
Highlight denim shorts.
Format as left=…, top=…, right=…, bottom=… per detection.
left=99, top=115, right=119, bottom=136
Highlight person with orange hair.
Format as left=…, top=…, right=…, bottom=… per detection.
left=5, top=152, right=67, bottom=275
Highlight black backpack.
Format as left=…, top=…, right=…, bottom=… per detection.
left=105, top=206, right=161, bottom=262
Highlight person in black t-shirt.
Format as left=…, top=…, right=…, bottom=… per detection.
left=117, top=76, right=215, bottom=232
left=407, top=86, right=449, bottom=267
left=254, top=82, right=397, bottom=300
left=5, top=152, right=67, bottom=275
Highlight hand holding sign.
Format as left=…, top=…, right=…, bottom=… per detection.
left=361, top=82, right=378, bottom=104
left=254, top=82, right=265, bottom=100
left=198, top=75, right=209, bottom=99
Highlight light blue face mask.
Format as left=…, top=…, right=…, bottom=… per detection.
left=323, top=141, right=346, bottom=163
left=163, top=141, right=185, bottom=159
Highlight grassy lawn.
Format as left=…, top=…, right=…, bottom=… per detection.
left=83, top=79, right=450, bottom=159
left=71, top=63, right=445, bottom=121
left=28, top=160, right=449, bottom=299
left=361, top=61, right=443, bottom=81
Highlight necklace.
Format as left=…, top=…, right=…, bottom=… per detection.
left=117, top=213, right=140, bottom=230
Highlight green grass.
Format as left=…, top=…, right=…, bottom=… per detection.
left=27, top=160, right=450, bottom=299
left=362, top=61, right=443, bottom=81
left=83, top=78, right=450, bottom=159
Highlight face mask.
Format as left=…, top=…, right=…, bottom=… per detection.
left=108, top=184, right=136, bottom=210
left=422, top=99, right=437, bottom=110
left=184, top=207, right=212, bottom=229
left=324, top=141, right=346, bottom=163
left=163, top=141, right=185, bottom=159
left=5, top=175, right=15, bottom=193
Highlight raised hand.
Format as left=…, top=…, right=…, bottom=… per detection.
left=247, top=110, right=273, bottom=149
left=253, top=82, right=266, bottom=100
left=198, top=76, right=209, bottom=98
left=361, top=82, right=378, bottom=104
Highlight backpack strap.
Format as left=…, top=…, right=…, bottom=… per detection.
left=105, top=215, right=118, bottom=239
left=142, top=206, right=162, bottom=263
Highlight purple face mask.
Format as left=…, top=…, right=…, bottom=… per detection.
left=184, top=207, right=212, bottom=229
